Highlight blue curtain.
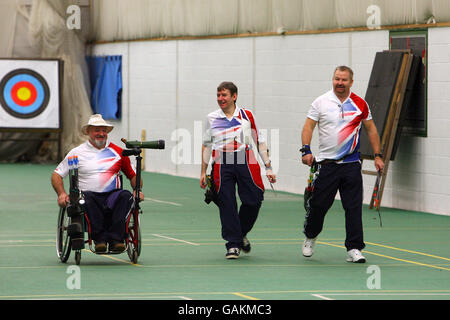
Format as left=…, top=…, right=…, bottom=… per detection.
left=86, top=55, right=122, bottom=119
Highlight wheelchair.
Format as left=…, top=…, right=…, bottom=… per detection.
left=56, top=138, right=164, bottom=265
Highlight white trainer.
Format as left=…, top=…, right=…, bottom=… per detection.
left=242, top=237, right=251, bottom=253
left=302, top=237, right=316, bottom=257
left=226, top=247, right=240, bottom=259
left=346, top=249, right=366, bottom=263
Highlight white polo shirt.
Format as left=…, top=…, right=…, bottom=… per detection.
left=307, top=90, right=372, bottom=163
left=55, top=140, right=136, bottom=193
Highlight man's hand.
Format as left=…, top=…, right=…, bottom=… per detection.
left=57, top=192, right=69, bottom=208
left=374, top=157, right=384, bottom=173
left=302, top=154, right=315, bottom=167
left=52, top=172, right=69, bottom=208
left=133, top=190, right=145, bottom=201
left=200, top=173, right=207, bottom=189
left=266, top=168, right=276, bottom=184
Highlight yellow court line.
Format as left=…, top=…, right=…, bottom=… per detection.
left=317, top=241, right=450, bottom=272
left=365, top=241, right=450, bottom=261
left=82, top=249, right=142, bottom=267
left=232, top=292, right=260, bottom=300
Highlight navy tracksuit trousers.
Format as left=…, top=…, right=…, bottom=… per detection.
left=212, top=150, right=264, bottom=250
left=83, top=189, right=134, bottom=243
left=303, top=161, right=365, bottom=251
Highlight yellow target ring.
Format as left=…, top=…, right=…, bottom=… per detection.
left=17, top=87, right=32, bottom=101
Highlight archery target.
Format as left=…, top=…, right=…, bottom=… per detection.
left=0, top=69, right=50, bottom=118
left=0, top=59, right=60, bottom=129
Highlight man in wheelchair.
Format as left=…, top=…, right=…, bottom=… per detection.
left=51, top=114, right=144, bottom=253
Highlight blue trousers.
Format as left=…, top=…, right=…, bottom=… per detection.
left=303, top=162, right=365, bottom=251
left=212, top=150, right=264, bottom=250
left=83, top=189, right=134, bottom=243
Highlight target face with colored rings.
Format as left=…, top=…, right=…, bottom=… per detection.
left=0, top=68, right=50, bottom=119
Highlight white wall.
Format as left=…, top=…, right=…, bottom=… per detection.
left=90, top=27, right=450, bottom=216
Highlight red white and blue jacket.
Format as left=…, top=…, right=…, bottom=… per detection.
left=203, top=106, right=265, bottom=192
left=203, top=106, right=264, bottom=153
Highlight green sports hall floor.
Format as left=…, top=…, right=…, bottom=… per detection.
left=0, top=163, right=449, bottom=301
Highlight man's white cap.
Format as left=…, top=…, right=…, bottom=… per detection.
left=82, top=114, right=114, bottom=135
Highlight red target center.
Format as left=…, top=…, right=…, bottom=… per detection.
left=11, top=81, right=37, bottom=107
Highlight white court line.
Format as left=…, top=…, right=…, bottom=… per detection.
left=311, top=294, right=334, bottom=300
left=313, top=293, right=450, bottom=300
left=152, top=234, right=200, bottom=246
left=325, top=293, right=450, bottom=296
left=146, top=197, right=182, bottom=206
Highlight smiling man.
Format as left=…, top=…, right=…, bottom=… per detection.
left=300, top=66, right=384, bottom=263
left=201, top=81, right=276, bottom=259
left=51, top=114, right=142, bottom=253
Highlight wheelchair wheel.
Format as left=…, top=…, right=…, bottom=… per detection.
left=56, top=207, right=71, bottom=263
left=127, top=209, right=141, bottom=264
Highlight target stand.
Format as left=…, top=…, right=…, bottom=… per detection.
left=0, top=58, right=63, bottom=160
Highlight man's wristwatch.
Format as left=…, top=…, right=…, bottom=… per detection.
left=264, top=160, right=272, bottom=170
left=374, top=153, right=383, bottom=159
left=300, top=144, right=312, bottom=157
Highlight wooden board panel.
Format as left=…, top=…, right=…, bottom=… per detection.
left=360, top=51, right=406, bottom=159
